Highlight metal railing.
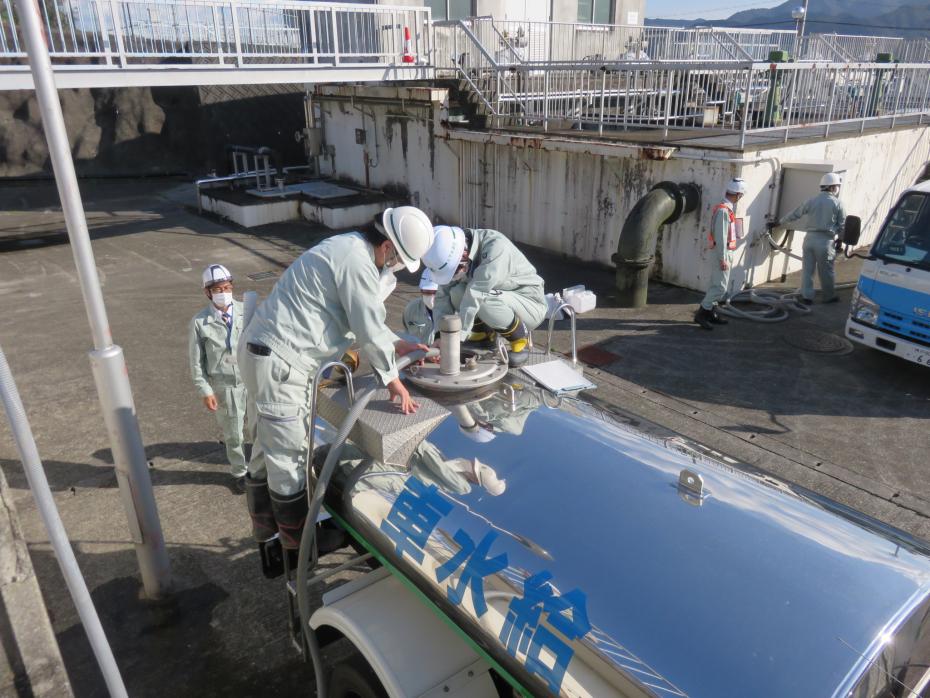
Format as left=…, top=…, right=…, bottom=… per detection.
left=436, top=21, right=930, bottom=143
left=0, top=0, right=431, bottom=68
left=434, top=17, right=930, bottom=67
left=436, top=18, right=798, bottom=65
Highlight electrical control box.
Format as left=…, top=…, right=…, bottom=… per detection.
left=777, top=160, right=850, bottom=220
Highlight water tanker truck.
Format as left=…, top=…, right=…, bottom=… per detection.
left=286, top=318, right=930, bottom=698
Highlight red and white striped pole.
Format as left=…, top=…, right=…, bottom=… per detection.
left=402, top=26, right=415, bottom=63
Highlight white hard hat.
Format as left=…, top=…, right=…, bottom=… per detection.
left=725, top=178, right=747, bottom=196
left=381, top=206, right=435, bottom=273
left=820, top=172, right=842, bottom=188
left=423, top=226, right=467, bottom=285
left=202, top=264, right=232, bottom=288
left=474, top=459, right=506, bottom=496
left=419, top=269, right=439, bottom=292
left=459, top=423, right=496, bottom=443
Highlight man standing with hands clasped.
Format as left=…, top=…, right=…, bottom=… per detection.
left=189, top=264, right=249, bottom=493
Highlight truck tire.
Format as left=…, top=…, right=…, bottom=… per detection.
left=328, top=653, right=388, bottom=698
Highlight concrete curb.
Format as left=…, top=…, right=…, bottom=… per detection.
left=0, top=467, right=73, bottom=697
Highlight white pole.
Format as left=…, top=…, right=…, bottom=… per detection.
left=14, top=0, right=171, bottom=599
left=0, top=347, right=129, bottom=698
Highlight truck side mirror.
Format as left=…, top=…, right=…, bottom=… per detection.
left=843, top=215, right=862, bottom=246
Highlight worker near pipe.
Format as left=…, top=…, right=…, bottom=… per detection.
left=771, top=172, right=846, bottom=305
left=402, top=269, right=438, bottom=344
left=695, top=178, right=747, bottom=331
left=423, top=225, right=546, bottom=367
left=188, top=264, right=250, bottom=494
left=237, top=206, right=435, bottom=578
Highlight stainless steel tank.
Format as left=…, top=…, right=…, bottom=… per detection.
left=318, top=378, right=930, bottom=697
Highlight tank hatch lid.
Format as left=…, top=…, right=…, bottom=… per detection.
left=318, top=375, right=449, bottom=465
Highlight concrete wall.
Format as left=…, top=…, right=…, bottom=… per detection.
left=0, top=84, right=306, bottom=179
left=316, top=85, right=930, bottom=293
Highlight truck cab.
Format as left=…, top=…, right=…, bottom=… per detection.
left=847, top=180, right=930, bottom=366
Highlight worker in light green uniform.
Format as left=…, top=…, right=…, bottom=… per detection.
left=695, top=178, right=746, bottom=331
left=188, top=264, right=248, bottom=493
left=402, top=269, right=438, bottom=344
left=423, top=226, right=546, bottom=367
left=237, top=206, right=435, bottom=578
left=775, top=172, right=846, bottom=304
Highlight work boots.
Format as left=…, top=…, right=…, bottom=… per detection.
left=245, top=475, right=284, bottom=579
left=710, top=305, right=729, bottom=325
left=499, top=317, right=531, bottom=367
left=694, top=306, right=715, bottom=331
left=464, top=319, right=496, bottom=349
left=269, top=490, right=309, bottom=551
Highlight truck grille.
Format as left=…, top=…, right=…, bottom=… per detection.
left=879, top=310, right=930, bottom=346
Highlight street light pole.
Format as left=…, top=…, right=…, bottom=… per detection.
left=14, top=0, right=172, bottom=599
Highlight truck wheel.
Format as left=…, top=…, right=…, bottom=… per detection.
left=328, top=653, right=388, bottom=698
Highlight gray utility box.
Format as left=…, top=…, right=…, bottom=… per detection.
left=777, top=160, right=850, bottom=220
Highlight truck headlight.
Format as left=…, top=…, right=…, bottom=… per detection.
left=851, top=287, right=879, bottom=326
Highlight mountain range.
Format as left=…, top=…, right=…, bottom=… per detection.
left=647, top=0, right=930, bottom=38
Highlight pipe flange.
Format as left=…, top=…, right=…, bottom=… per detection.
left=405, top=358, right=509, bottom=393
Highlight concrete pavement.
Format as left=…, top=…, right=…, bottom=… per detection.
left=0, top=178, right=928, bottom=695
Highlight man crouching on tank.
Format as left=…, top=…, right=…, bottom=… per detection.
left=422, top=225, right=546, bottom=367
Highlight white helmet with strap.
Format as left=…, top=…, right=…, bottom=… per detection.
left=423, top=226, right=467, bottom=285
left=381, top=206, right=435, bottom=273
left=419, top=269, right=439, bottom=292
left=725, top=178, right=747, bottom=196
left=202, top=263, right=232, bottom=288
left=820, top=172, right=842, bottom=188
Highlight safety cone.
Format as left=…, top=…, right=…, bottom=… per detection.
left=402, top=26, right=415, bottom=63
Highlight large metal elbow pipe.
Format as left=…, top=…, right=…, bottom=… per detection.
left=612, top=182, right=700, bottom=308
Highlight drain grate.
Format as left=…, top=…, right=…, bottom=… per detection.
left=783, top=327, right=853, bottom=354
left=247, top=270, right=280, bottom=281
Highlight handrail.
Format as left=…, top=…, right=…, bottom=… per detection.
left=304, top=359, right=355, bottom=508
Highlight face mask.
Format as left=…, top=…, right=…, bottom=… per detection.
left=383, top=246, right=404, bottom=274
left=211, top=292, right=233, bottom=309
left=378, top=267, right=397, bottom=302
left=423, top=295, right=435, bottom=310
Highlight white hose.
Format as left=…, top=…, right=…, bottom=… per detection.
left=0, top=346, right=128, bottom=698
left=716, top=233, right=856, bottom=323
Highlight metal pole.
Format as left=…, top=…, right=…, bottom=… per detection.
left=14, top=0, right=171, bottom=600
left=0, top=347, right=129, bottom=698
left=799, top=0, right=809, bottom=40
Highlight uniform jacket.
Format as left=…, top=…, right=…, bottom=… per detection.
left=782, top=191, right=847, bottom=236
left=433, top=228, right=545, bottom=335
left=188, top=298, right=244, bottom=397
left=245, top=232, right=401, bottom=385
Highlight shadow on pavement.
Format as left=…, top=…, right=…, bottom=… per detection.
left=0, top=441, right=237, bottom=493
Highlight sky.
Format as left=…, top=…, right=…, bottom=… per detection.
left=646, top=1, right=788, bottom=20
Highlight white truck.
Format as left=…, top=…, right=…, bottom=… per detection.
left=847, top=179, right=930, bottom=366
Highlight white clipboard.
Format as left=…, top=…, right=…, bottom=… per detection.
left=521, top=359, right=595, bottom=394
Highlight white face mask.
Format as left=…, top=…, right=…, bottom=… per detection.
left=422, top=294, right=435, bottom=310
left=211, top=291, right=233, bottom=309
left=378, top=267, right=397, bottom=302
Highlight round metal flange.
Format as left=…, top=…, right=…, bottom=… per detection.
left=405, top=358, right=509, bottom=393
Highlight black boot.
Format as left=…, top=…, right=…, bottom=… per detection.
left=498, top=316, right=531, bottom=367
left=269, top=490, right=309, bottom=551
left=245, top=475, right=284, bottom=579
left=694, top=307, right=714, bottom=330
left=710, top=305, right=729, bottom=325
